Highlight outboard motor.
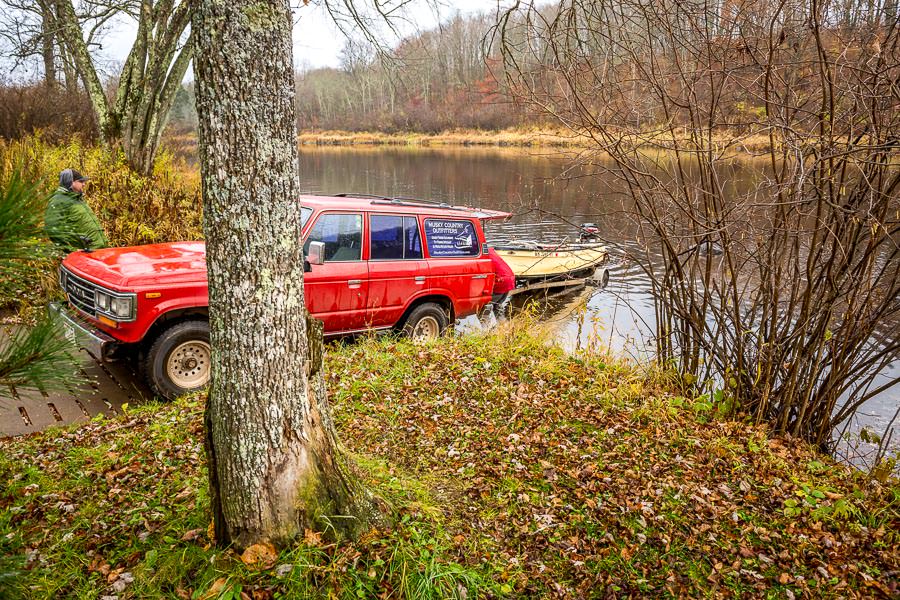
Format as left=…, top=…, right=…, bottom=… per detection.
left=593, top=267, right=611, bottom=289
left=579, top=223, right=600, bottom=242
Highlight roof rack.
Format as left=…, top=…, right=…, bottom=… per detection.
left=333, top=193, right=391, bottom=201
left=334, top=193, right=488, bottom=215
left=370, top=198, right=472, bottom=212
left=336, top=193, right=451, bottom=207
left=391, top=196, right=448, bottom=206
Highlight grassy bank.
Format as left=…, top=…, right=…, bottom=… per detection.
left=295, top=128, right=774, bottom=153
left=2, top=326, right=898, bottom=598
left=296, top=128, right=585, bottom=148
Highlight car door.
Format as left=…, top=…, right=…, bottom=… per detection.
left=302, top=212, right=369, bottom=333
left=366, top=214, right=426, bottom=327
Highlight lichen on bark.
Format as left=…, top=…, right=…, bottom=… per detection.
left=241, top=2, right=282, bottom=31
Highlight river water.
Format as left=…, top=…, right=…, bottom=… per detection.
left=296, top=145, right=899, bottom=459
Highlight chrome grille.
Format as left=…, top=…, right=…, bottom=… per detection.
left=62, top=267, right=97, bottom=317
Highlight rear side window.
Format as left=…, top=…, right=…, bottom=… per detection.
left=304, top=213, right=362, bottom=262
left=370, top=215, right=422, bottom=260
left=424, top=219, right=479, bottom=257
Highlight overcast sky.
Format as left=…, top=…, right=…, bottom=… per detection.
left=98, top=1, right=509, bottom=75
left=292, top=1, right=507, bottom=69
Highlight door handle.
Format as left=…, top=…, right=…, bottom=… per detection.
left=347, top=279, right=362, bottom=285
left=414, top=276, right=426, bottom=283
left=471, top=274, right=488, bottom=280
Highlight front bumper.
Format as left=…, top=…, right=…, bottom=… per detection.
left=48, top=302, right=119, bottom=361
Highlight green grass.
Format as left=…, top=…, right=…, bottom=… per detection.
left=0, top=400, right=491, bottom=600
left=1, top=323, right=898, bottom=598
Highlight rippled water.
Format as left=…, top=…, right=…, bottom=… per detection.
left=297, top=145, right=898, bottom=456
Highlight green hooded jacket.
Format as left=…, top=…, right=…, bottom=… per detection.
left=44, top=186, right=109, bottom=252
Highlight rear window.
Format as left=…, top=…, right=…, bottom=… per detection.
left=370, top=215, right=423, bottom=260
left=424, top=219, right=479, bottom=257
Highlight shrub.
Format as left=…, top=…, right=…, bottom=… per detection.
left=0, top=84, right=96, bottom=142
left=0, top=136, right=203, bottom=308
left=0, top=135, right=202, bottom=246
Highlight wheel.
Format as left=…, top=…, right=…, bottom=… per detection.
left=145, top=320, right=211, bottom=400
left=401, top=302, right=449, bottom=342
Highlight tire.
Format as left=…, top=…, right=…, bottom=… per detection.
left=145, top=320, right=211, bottom=400
left=401, top=302, right=449, bottom=342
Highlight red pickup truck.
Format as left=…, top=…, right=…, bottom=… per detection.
left=51, top=195, right=509, bottom=399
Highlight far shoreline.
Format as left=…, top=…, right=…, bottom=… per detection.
left=297, top=128, right=586, bottom=148
left=295, top=128, right=773, bottom=153
left=161, top=128, right=774, bottom=157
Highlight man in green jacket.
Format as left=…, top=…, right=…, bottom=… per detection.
left=44, top=169, right=109, bottom=252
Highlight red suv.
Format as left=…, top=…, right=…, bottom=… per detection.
left=51, top=195, right=508, bottom=399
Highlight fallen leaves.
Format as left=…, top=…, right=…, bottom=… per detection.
left=328, top=335, right=900, bottom=596
left=1, top=334, right=898, bottom=598
left=240, top=542, right=278, bottom=570
left=200, top=577, right=228, bottom=600
left=110, top=570, right=134, bottom=593
left=180, top=528, right=203, bottom=542
left=273, top=563, right=294, bottom=578
left=303, top=528, right=323, bottom=547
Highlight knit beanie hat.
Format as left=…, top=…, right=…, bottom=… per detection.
left=59, top=169, right=89, bottom=190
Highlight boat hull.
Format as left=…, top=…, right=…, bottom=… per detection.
left=494, top=245, right=608, bottom=280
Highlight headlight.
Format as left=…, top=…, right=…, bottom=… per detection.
left=96, top=291, right=110, bottom=311
left=94, top=289, right=133, bottom=320
left=110, top=296, right=133, bottom=318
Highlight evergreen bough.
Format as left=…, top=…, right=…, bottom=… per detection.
left=0, top=170, right=78, bottom=395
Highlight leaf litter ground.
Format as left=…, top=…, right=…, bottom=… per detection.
left=1, top=323, right=898, bottom=599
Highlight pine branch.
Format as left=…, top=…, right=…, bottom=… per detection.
left=0, top=315, right=80, bottom=395
left=0, top=170, right=80, bottom=396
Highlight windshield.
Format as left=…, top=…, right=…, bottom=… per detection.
left=301, top=207, right=312, bottom=229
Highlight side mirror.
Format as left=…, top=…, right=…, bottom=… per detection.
left=307, top=241, right=325, bottom=266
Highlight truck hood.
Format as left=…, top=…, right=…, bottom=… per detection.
left=63, top=242, right=208, bottom=290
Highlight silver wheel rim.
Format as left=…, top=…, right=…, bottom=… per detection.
left=166, top=340, right=211, bottom=389
left=411, top=315, right=440, bottom=341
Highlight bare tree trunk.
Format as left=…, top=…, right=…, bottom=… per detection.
left=121, top=32, right=194, bottom=175
left=56, top=0, right=77, bottom=95
left=118, top=5, right=193, bottom=174
left=56, top=0, right=113, bottom=140
left=39, top=0, right=56, bottom=88
left=193, top=0, right=384, bottom=550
